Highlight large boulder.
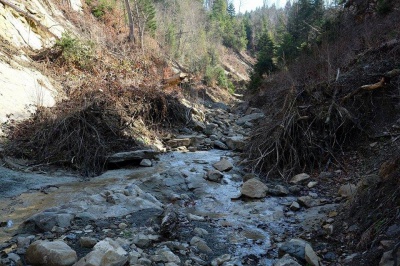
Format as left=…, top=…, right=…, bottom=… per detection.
left=26, top=240, right=77, bottom=266
left=241, top=178, right=268, bottom=198
left=74, top=238, right=128, bottom=266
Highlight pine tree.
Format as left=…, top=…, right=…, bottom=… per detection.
left=227, top=2, right=235, bottom=18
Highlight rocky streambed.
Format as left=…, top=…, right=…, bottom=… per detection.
left=0, top=105, right=346, bottom=266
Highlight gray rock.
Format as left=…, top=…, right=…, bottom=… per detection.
left=290, top=173, right=310, bottom=184
left=236, top=113, right=265, bottom=125
left=194, top=228, right=209, bottom=237
left=305, top=243, right=320, bottom=266
left=107, top=150, right=159, bottom=164
left=204, top=123, right=218, bottom=135
left=191, top=120, right=206, bottom=132
left=214, top=140, right=229, bottom=150
left=74, top=238, right=128, bottom=266
left=140, top=159, right=152, bottom=167
left=153, top=248, right=180, bottom=263
left=190, top=236, right=213, bottom=253
left=278, top=239, right=310, bottom=263
left=338, top=184, right=357, bottom=199
left=25, top=212, right=74, bottom=232
left=225, top=136, right=245, bottom=151
left=129, top=250, right=140, bottom=264
left=243, top=173, right=257, bottom=182
left=211, top=254, right=231, bottom=266
left=379, top=249, right=400, bottom=266
left=289, top=202, right=300, bottom=211
left=160, top=206, right=179, bottom=238
left=166, top=138, right=192, bottom=148
left=79, top=237, right=98, bottom=248
left=17, top=235, right=34, bottom=248
left=268, top=185, right=289, bottom=196
left=318, top=172, right=333, bottom=178
left=26, top=240, right=77, bottom=266
left=133, top=234, right=153, bottom=248
left=188, top=213, right=205, bottom=221
left=297, top=196, right=319, bottom=208
left=118, top=222, right=128, bottom=229
left=206, top=170, right=224, bottom=182
left=213, top=158, right=233, bottom=172
left=7, top=253, right=22, bottom=265
left=241, top=178, right=268, bottom=198
left=273, top=254, right=301, bottom=266
left=307, top=181, right=318, bottom=188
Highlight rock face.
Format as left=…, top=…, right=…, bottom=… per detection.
left=26, top=240, right=77, bottom=266
left=0, top=61, right=57, bottom=122
left=241, top=178, right=268, bottom=198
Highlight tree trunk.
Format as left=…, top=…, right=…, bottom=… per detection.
left=124, top=0, right=135, bottom=43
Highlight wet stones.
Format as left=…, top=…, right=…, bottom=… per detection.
left=26, top=240, right=77, bottom=266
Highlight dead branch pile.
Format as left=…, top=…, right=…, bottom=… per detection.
left=5, top=87, right=188, bottom=176
left=245, top=34, right=400, bottom=180
left=246, top=84, right=360, bottom=179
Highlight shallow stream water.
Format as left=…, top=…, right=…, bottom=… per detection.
left=0, top=149, right=298, bottom=265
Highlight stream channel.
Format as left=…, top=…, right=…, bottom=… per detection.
left=0, top=146, right=310, bottom=265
